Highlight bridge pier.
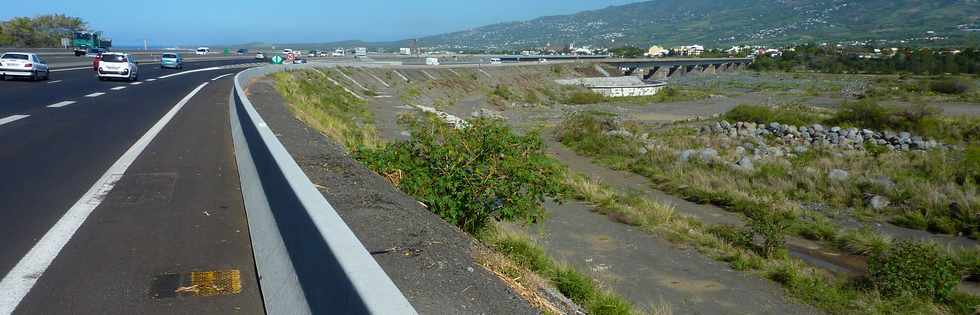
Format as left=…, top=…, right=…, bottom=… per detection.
left=645, top=66, right=669, bottom=80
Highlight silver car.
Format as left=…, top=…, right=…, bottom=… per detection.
left=0, top=52, right=50, bottom=81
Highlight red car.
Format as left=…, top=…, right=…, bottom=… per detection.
left=92, top=54, right=102, bottom=71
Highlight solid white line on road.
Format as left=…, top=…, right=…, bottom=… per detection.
left=46, top=101, right=76, bottom=108
left=50, top=67, right=90, bottom=72
left=46, top=80, right=62, bottom=84
left=336, top=69, right=367, bottom=91
left=146, top=78, right=157, bottom=82
left=157, top=67, right=221, bottom=79
left=130, top=82, right=142, bottom=86
left=0, top=82, right=211, bottom=314
left=210, top=73, right=233, bottom=81
left=448, top=69, right=461, bottom=77
left=110, top=86, right=126, bottom=91
left=366, top=71, right=390, bottom=88
left=420, top=70, right=437, bottom=80
left=324, top=76, right=365, bottom=100
left=478, top=68, right=493, bottom=79
left=392, top=70, right=409, bottom=82
left=0, top=115, right=29, bottom=126
left=84, top=92, right=105, bottom=97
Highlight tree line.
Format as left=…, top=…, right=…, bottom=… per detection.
left=750, top=44, right=980, bottom=75
left=0, top=15, right=87, bottom=48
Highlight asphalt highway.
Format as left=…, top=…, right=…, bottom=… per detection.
left=0, top=58, right=265, bottom=314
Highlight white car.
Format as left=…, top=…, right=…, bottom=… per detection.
left=0, top=52, right=49, bottom=81
left=196, top=47, right=210, bottom=55
left=97, top=53, right=139, bottom=81
left=255, top=52, right=265, bottom=60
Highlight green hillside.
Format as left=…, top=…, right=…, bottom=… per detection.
left=417, top=0, right=980, bottom=49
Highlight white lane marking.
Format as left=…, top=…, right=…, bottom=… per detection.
left=324, top=76, right=365, bottom=100
left=157, top=67, right=221, bottom=79
left=85, top=92, right=105, bottom=98
left=130, top=82, right=142, bottom=86
left=146, top=78, right=157, bottom=82
left=50, top=67, right=90, bottom=72
left=46, top=80, right=63, bottom=84
left=448, top=69, right=461, bottom=77
left=110, top=86, right=126, bottom=91
left=478, top=68, right=492, bottom=78
left=0, top=115, right=29, bottom=126
left=47, top=101, right=76, bottom=108
left=210, top=73, right=233, bottom=81
left=374, top=95, right=392, bottom=98
left=366, top=71, right=390, bottom=88
left=392, top=70, right=409, bottom=82
left=336, top=69, right=367, bottom=91
left=420, top=70, right=437, bottom=80
left=0, top=82, right=210, bottom=314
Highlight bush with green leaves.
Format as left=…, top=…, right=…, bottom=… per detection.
left=929, top=78, right=971, bottom=95
left=356, top=115, right=567, bottom=234
left=723, top=104, right=823, bottom=126
left=565, top=90, right=606, bottom=104
left=868, top=241, right=960, bottom=302
left=749, top=210, right=794, bottom=258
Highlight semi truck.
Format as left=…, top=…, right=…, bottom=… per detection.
left=355, top=47, right=367, bottom=57
left=71, top=31, right=112, bottom=56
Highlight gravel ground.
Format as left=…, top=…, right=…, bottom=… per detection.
left=245, top=77, right=538, bottom=315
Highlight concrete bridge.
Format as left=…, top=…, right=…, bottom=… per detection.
left=603, top=58, right=753, bottom=80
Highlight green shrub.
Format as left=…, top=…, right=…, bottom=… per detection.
left=724, top=104, right=775, bottom=123
left=723, top=104, right=823, bottom=126
left=749, top=210, right=794, bottom=258
left=491, top=84, right=514, bottom=100
left=948, top=292, right=980, bottom=315
left=708, top=224, right=754, bottom=249
left=829, top=100, right=893, bottom=131
left=928, top=216, right=959, bottom=235
left=555, top=111, right=638, bottom=158
left=357, top=116, right=567, bottom=234
left=868, top=241, right=960, bottom=302
left=961, top=144, right=980, bottom=184
left=566, top=90, right=606, bottom=104
left=929, top=79, right=971, bottom=95
left=892, top=211, right=929, bottom=230
left=492, top=237, right=554, bottom=273
left=553, top=267, right=595, bottom=301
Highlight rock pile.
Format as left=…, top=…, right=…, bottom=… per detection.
left=699, top=121, right=944, bottom=152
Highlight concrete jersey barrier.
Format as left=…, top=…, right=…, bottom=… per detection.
left=230, top=64, right=417, bottom=315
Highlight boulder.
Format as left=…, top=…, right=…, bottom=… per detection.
left=700, top=148, right=720, bottom=161
left=736, top=156, right=754, bottom=171
left=868, top=195, right=891, bottom=210
left=679, top=149, right=696, bottom=162
left=829, top=169, right=850, bottom=181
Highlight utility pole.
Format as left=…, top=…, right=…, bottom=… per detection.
left=144, top=39, right=148, bottom=51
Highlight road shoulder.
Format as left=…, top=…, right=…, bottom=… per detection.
left=245, top=77, right=538, bottom=314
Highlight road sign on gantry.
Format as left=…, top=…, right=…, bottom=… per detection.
left=271, top=55, right=284, bottom=64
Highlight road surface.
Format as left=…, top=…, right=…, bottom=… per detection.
left=0, top=58, right=265, bottom=314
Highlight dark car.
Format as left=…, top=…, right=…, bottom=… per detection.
left=237, top=48, right=248, bottom=55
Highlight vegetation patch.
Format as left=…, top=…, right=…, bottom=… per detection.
left=272, top=70, right=382, bottom=151
left=553, top=110, right=980, bottom=313
left=356, top=115, right=567, bottom=234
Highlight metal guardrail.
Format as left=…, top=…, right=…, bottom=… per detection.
left=230, top=64, right=417, bottom=315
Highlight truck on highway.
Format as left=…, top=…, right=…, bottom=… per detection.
left=425, top=57, right=440, bottom=66
left=71, top=31, right=112, bottom=56
left=355, top=47, right=367, bottom=57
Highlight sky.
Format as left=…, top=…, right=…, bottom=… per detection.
left=2, top=0, right=639, bottom=47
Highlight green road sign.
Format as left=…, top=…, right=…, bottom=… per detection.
left=271, top=55, right=284, bottom=64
